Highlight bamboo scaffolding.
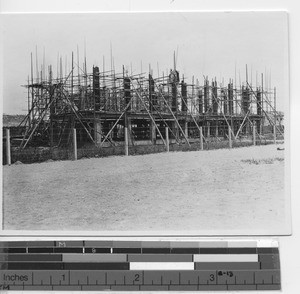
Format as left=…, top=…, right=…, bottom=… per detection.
left=19, top=50, right=281, bottom=150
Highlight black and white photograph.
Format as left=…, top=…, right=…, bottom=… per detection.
left=1, top=11, right=290, bottom=234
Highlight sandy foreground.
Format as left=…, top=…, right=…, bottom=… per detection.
left=2, top=144, right=290, bottom=234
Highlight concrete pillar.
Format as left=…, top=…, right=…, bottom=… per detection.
left=73, top=128, right=77, bottom=160
left=6, top=128, right=11, bottom=165
left=204, top=80, right=209, bottom=113
left=228, top=127, right=232, bottom=149
left=94, top=120, right=102, bottom=144
left=181, top=82, right=187, bottom=112
left=127, top=118, right=133, bottom=145
left=171, top=121, right=177, bottom=142
left=165, top=127, right=169, bottom=152
left=125, top=126, right=129, bottom=156
left=200, top=126, right=204, bottom=150
left=253, top=123, right=256, bottom=146
left=260, top=118, right=264, bottom=135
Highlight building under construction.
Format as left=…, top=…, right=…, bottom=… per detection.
left=16, top=52, right=283, bottom=154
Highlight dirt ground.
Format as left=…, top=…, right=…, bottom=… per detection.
left=2, top=144, right=290, bottom=234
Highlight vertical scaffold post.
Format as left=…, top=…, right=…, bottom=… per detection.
left=6, top=128, right=11, bottom=165
left=228, top=126, right=232, bottom=149
left=73, top=128, right=77, bottom=160
left=253, top=123, right=256, bottom=146
left=125, top=126, right=129, bottom=156
left=200, top=126, right=204, bottom=150
left=273, top=125, right=277, bottom=145
left=165, top=126, right=170, bottom=152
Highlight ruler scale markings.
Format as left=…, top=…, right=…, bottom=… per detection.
left=0, top=241, right=280, bottom=291
left=0, top=271, right=280, bottom=284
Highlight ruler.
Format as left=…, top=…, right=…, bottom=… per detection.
left=0, top=240, right=280, bottom=291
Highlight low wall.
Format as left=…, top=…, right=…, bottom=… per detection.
left=6, top=137, right=279, bottom=165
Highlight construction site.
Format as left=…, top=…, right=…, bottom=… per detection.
left=4, top=51, right=284, bottom=164
left=3, top=51, right=287, bottom=232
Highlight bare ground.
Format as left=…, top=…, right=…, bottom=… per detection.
left=2, top=145, right=289, bottom=234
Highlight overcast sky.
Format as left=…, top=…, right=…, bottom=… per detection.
left=1, top=11, right=288, bottom=114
